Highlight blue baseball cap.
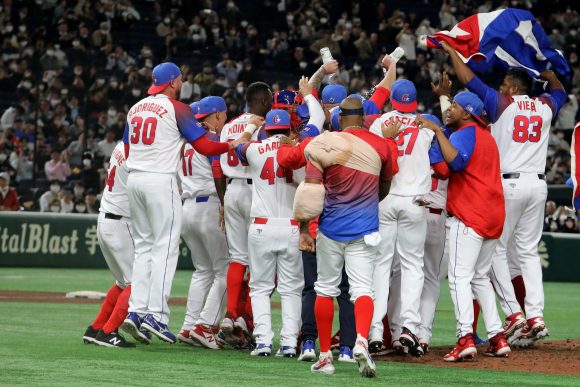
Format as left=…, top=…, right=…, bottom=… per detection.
left=148, top=62, right=181, bottom=95
left=391, top=80, right=417, bottom=113
left=264, top=109, right=291, bottom=130
left=296, top=103, right=310, bottom=122
left=195, top=96, right=227, bottom=119
left=453, top=91, right=486, bottom=125
left=272, top=90, right=297, bottom=109
left=322, top=84, right=347, bottom=104
left=329, top=106, right=340, bottom=131
left=189, top=101, right=200, bottom=115
left=418, top=114, right=442, bottom=127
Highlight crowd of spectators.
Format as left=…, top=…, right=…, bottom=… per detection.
left=0, top=0, right=578, bottom=230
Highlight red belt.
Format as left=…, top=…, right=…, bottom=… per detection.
left=254, top=217, right=299, bottom=226
left=427, top=208, right=443, bottom=215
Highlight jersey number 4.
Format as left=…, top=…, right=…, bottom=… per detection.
left=105, top=165, right=116, bottom=192
left=394, top=128, right=419, bottom=156
left=260, top=157, right=293, bottom=185
left=130, top=117, right=158, bottom=145
left=512, top=115, right=542, bottom=143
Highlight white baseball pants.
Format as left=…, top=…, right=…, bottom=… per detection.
left=97, top=212, right=134, bottom=288
left=370, top=194, right=426, bottom=340
left=248, top=218, right=303, bottom=347
left=224, top=179, right=252, bottom=265
left=181, top=197, right=229, bottom=330
left=127, top=172, right=182, bottom=325
left=447, top=216, right=503, bottom=339
left=417, top=209, right=448, bottom=344
left=491, top=174, right=546, bottom=319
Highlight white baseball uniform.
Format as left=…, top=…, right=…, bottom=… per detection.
left=98, top=142, right=133, bottom=288
left=124, top=94, right=208, bottom=324
left=180, top=139, right=229, bottom=331
left=237, top=135, right=303, bottom=347
left=368, top=110, right=434, bottom=342
left=467, top=76, right=565, bottom=321
left=219, top=113, right=260, bottom=266
left=417, top=176, right=449, bottom=344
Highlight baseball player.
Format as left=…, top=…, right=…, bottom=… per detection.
left=296, top=97, right=398, bottom=377
left=216, top=82, right=273, bottom=346
left=233, top=109, right=304, bottom=357
left=443, top=40, right=567, bottom=346
left=417, top=91, right=511, bottom=361
left=83, top=142, right=136, bottom=348
left=368, top=79, right=443, bottom=357
left=176, top=96, right=232, bottom=349
left=120, top=62, right=243, bottom=345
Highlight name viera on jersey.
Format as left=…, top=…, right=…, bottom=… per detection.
left=127, top=102, right=169, bottom=118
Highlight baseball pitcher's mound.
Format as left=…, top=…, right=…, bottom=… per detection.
left=376, top=340, right=580, bottom=376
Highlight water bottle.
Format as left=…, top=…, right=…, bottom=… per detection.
left=383, top=47, right=405, bottom=76
left=320, top=47, right=336, bottom=81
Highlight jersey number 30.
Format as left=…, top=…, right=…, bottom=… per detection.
left=512, top=115, right=542, bottom=143
left=260, top=157, right=293, bottom=185
left=130, top=117, right=158, bottom=145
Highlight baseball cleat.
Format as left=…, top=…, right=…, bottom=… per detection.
left=473, top=332, right=489, bottom=345
left=338, top=346, right=356, bottom=363
left=443, top=334, right=477, bottom=362
left=220, top=316, right=235, bottom=334
left=120, top=312, right=151, bottom=344
left=177, top=329, right=200, bottom=346
left=330, top=331, right=340, bottom=352
left=94, top=330, right=136, bottom=348
left=353, top=335, right=377, bottom=378
left=234, top=316, right=250, bottom=335
left=486, top=333, right=511, bottom=357
left=250, top=343, right=272, bottom=356
left=311, top=351, right=335, bottom=375
left=190, top=324, right=222, bottom=350
left=503, top=312, right=526, bottom=340
left=298, top=339, right=316, bottom=361
left=369, top=340, right=392, bottom=356
left=392, top=340, right=407, bottom=354
left=275, top=346, right=297, bottom=358
left=420, top=342, right=429, bottom=354
left=399, top=327, right=424, bottom=357
left=140, top=314, right=176, bottom=344
left=512, top=317, right=549, bottom=347
left=83, top=325, right=99, bottom=344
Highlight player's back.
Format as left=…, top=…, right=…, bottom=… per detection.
left=220, top=113, right=260, bottom=179
left=245, top=136, right=297, bottom=218
left=491, top=95, right=554, bottom=174
left=370, top=111, right=434, bottom=195
left=125, top=94, right=203, bottom=174
left=100, top=142, right=130, bottom=217
left=179, top=132, right=218, bottom=199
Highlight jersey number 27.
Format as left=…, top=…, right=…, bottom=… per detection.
left=394, top=127, right=419, bottom=156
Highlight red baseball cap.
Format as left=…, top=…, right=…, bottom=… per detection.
left=147, top=62, right=181, bottom=95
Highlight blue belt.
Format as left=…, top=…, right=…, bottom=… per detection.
left=195, top=196, right=209, bottom=203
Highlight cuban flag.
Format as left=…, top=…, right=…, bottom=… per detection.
left=570, top=122, right=580, bottom=210
left=422, top=8, right=571, bottom=78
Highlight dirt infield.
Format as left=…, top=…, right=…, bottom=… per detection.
left=2, top=290, right=578, bottom=376
left=377, top=339, right=580, bottom=376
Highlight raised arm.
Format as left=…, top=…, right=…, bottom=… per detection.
left=309, top=60, right=339, bottom=90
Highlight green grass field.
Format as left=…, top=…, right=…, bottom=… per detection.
left=0, top=268, right=579, bottom=386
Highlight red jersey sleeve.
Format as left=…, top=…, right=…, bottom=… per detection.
left=211, top=158, right=225, bottom=178
left=277, top=137, right=312, bottom=170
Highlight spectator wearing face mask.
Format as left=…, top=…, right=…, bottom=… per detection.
left=39, top=180, right=61, bottom=212
left=79, top=152, right=100, bottom=192
left=44, top=149, right=71, bottom=182
left=48, top=198, right=61, bottom=213
left=84, top=189, right=99, bottom=214
left=73, top=200, right=87, bottom=213
left=60, top=190, right=74, bottom=213
left=0, top=172, right=19, bottom=211
left=561, top=216, right=579, bottom=233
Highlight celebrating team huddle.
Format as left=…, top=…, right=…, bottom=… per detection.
left=81, top=41, right=567, bottom=379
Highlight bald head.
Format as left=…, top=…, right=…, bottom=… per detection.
left=339, top=97, right=363, bottom=130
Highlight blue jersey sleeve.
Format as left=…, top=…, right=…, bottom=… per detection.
left=466, top=76, right=511, bottom=123
left=123, top=122, right=129, bottom=144
left=170, top=99, right=206, bottom=142
left=235, top=142, right=255, bottom=164
left=298, top=124, right=320, bottom=140
left=448, top=126, right=476, bottom=172
left=540, top=89, right=567, bottom=117
left=428, top=126, right=450, bottom=164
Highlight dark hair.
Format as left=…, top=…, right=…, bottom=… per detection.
left=245, top=82, right=271, bottom=105
left=506, top=68, right=532, bottom=94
